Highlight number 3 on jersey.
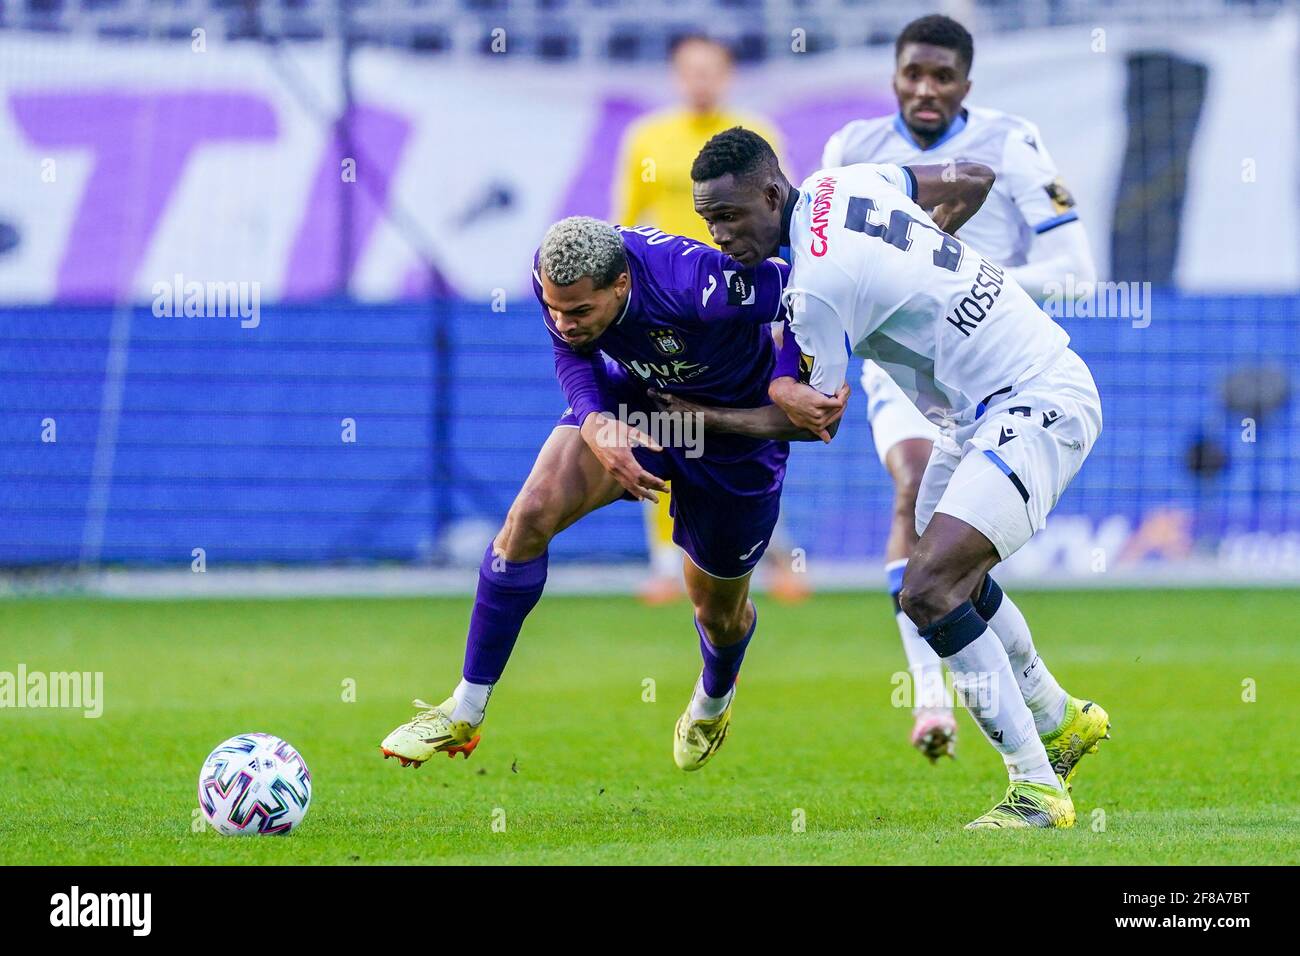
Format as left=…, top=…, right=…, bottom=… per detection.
left=844, top=197, right=963, bottom=273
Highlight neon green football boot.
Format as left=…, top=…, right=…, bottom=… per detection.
left=965, top=776, right=1075, bottom=830
left=673, top=693, right=733, bottom=772
left=380, top=697, right=482, bottom=767
left=1041, top=697, right=1110, bottom=788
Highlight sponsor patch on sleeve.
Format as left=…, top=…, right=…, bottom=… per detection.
left=725, top=269, right=755, bottom=306
left=1045, top=178, right=1077, bottom=215
left=797, top=351, right=815, bottom=385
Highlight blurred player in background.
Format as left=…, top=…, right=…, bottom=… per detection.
left=820, top=15, right=1098, bottom=762
left=689, top=129, right=1109, bottom=828
left=381, top=217, right=842, bottom=775
left=613, top=34, right=806, bottom=605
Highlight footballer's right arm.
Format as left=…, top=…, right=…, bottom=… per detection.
left=538, top=255, right=669, bottom=501
left=548, top=344, right=667, bottom=501
left=550, top=344, right=668, bottom=502
left=648, top=311, right=851, bottom=443
left=649, top=386, right=849, bottom=443
left=768, top=288, right=852, bottom=441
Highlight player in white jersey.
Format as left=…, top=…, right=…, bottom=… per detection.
left=821, top=14, right=1099, bottom=762
left=685, top=127, right=1109, bottom=829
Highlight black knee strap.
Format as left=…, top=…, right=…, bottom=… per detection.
left=918, top=601, right=987, bottom=658
left=974, top=575, right=1004, bottom=622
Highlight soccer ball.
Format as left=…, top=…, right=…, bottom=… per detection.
left=198, top=733, right=312, bottom=836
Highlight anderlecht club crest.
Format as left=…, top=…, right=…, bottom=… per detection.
left=648, top=328, right=686, bottom=356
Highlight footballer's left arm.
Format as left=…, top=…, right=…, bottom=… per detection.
left=1006, top=219, right=1097, bottom=302
left=1000, top=122, right=1096, bottom=300
left=902, top=162, right=996, bottom=234
left=686, top=249, right=790, bottom=326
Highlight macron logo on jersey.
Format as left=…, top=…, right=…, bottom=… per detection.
left=809, top=176, right=837, bottom=257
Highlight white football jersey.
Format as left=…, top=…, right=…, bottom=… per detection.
left=821, top=108, right=1079, bottom=266
left=783, top=163, right=1069, bottom=425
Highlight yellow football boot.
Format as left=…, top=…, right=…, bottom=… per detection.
left=966, top=777, right=1075, bottom=830
left=1041, top=697, right=1110, bottom=788
left=673, top=694, right=733, bottom=771
left=380, top=697, right=481, bottom=767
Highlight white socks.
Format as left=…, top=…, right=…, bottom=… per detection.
left=898, top=610, right=948, bottom=712
left=688, top=676, right=733, bottom=720
left=942, top=629, right=1058, bottom=787
left=451, top=678, right=492, bottom=725
left=889, top=559, right=949, bottom=714
left=983, top=591, right=1069, bottom=734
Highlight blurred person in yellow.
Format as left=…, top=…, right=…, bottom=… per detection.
left=615, top=35, right=781, bottom=245
left=613, top=34, right=807, bottom=606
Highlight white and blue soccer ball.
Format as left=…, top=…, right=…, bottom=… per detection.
left=198, top=733, right=312, bottom=836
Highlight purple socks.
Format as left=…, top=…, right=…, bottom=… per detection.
left=696, top=604, right=756, bottom=698
left=461, top=544, right=548, bottom=685
left=461, top=542, right=756, bottom=704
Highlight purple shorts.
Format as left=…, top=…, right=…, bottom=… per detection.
left=558, top=362, right=788, bottom=579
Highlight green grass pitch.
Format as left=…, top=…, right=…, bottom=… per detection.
left=1, top=588, right=1296, bottom=865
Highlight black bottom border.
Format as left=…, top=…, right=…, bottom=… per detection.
left=0, top=865, right=1284, bottom=939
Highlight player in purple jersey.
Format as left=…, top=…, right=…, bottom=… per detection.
left=379, top=216, right=847, bottom=772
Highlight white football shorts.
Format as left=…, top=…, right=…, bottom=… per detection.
left=913, top=348, right=1102, bottom=560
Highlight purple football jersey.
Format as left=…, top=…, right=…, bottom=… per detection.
left=533, top=225, right=790, bottom=427
left=533, top=226, right=791, bottom=576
